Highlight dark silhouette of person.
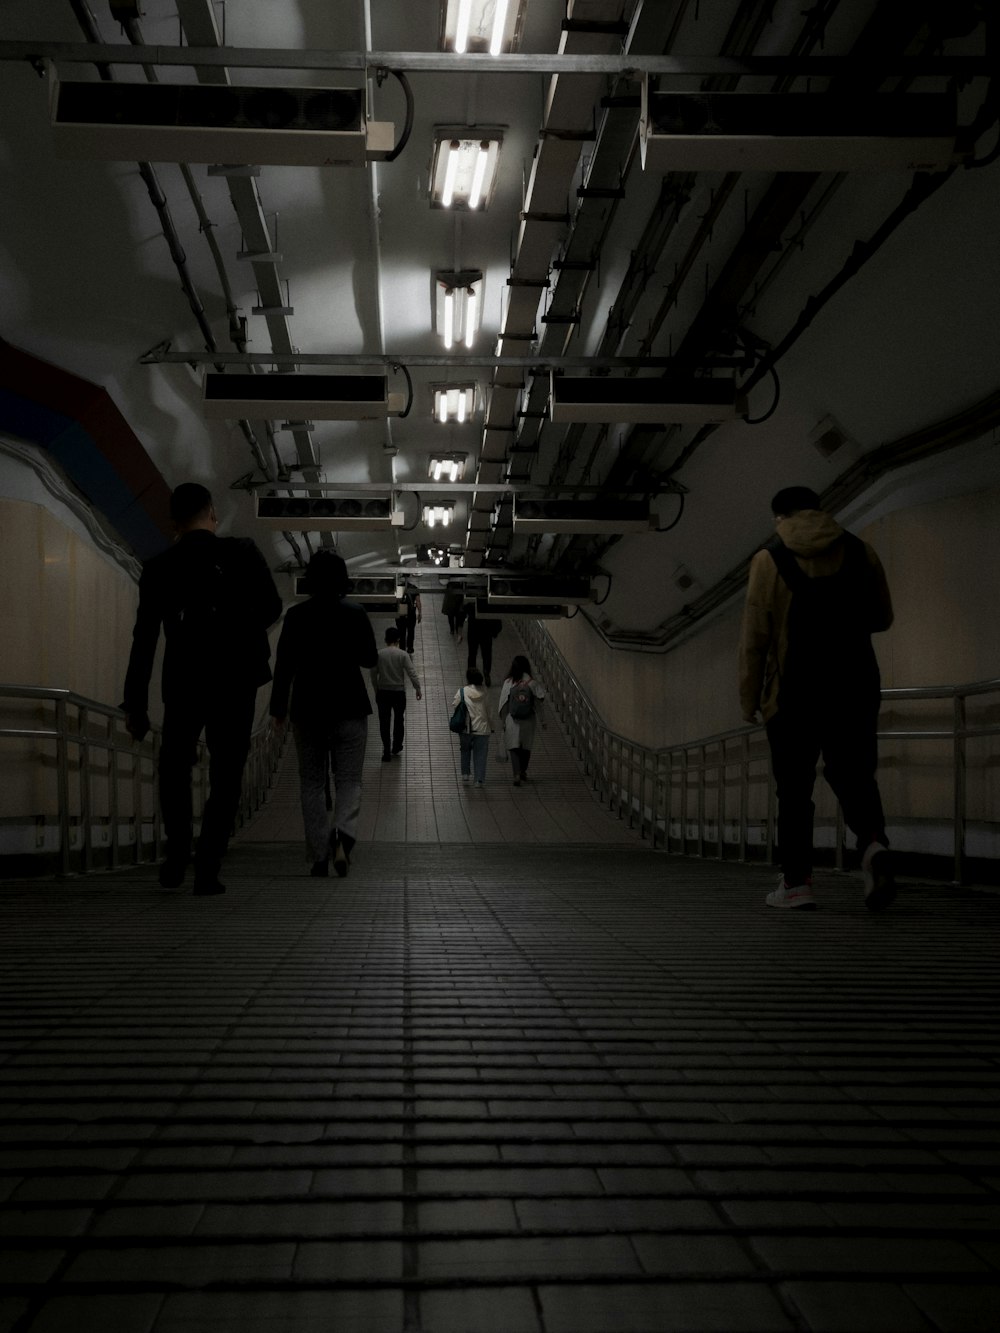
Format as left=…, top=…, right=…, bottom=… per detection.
left=269, top=550, right=378, bottom=878
left=395, top=581, right=421, bottom=654
left=739, top=486, right=896, bottom=912
left=465, top=602, right=502, bottom=686
left=123, top=482, right=282, bottom=895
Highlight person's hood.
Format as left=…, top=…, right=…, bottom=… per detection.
left=775, top=508, right=844, bottom=558
left=461, top=685, right=486, bottom=703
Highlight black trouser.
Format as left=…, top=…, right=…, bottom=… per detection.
left=395, top=615, right=416, bottom=653
left=157, top=684, right=258, bottom=877
left=376, top=688, right=406, bottom=755
left=467, top=628, right=493, bottom=679
left=510, top=746, right=531, bottom=778
left=766, top=691, right=887, bottom=886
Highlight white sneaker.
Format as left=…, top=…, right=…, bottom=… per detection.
left=862, top=842, right=896, bottom=912
left=765, top=877, right=817, bottom=910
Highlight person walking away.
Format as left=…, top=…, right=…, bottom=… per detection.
left=395, top=581, right=422, bottom=655
left=739, top=485, right=896, bottom=912
left=371, top=626, right=422, bottom=761
left=498, top=655, right=546, bottom=786
left=122, top=482, right=282, bottom=896
left=452, top=667, right=491, bottom=787
left=465, top=602, right=502, bottom=685
left=441, top=582, right=466, bottom=640
left=269, top=551, right=377, bottom=878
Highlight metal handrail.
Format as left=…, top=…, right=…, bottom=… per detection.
left=0, top=685, right=283, bottom=876
left=518, top=621, right=999, bottom=884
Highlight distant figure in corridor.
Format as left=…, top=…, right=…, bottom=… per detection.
left=371, top=625, right=422, bottom=762
left=498, top=655, right=546, bottom=787
left=452, top=667, right=492, bottom=788
left=395, top=580, right=421, bottom=655
left=464, top=602, right=502, bottom=686
left=739, top=486, right=896, bottom=912
left=122, top=482, right=282, bottom=896
left=269, top=551, right=377, bottom=879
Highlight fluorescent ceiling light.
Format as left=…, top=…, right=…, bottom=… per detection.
left=433, top=386, right=477, bottom=424
left=430, top=130, right=503, bottom=210
left=428, top=453, right=468, bottom=482
left=441, top=0, right=525, bottom=54
left=639, top=83, right=963, bottom=173
left=435, top=271, right=483, bottom=350
left=423, top=504, right=455, bottom=528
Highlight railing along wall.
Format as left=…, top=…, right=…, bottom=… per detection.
left=0, top=685, right=283, bottom=876
left=519, top=620, right=999, bottom=885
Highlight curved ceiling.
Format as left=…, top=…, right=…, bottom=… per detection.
left=0, top=0, right=996, bottom=641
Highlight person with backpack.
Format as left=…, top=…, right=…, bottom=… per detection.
left=122, top=482, right=283, bottom=895
left=498, top=655, right=546, bottom=787
left=739, top=486, right=896, bottom=912
left=270, top=551, right=378, bottom=878
left=450, top=667, right=492, bottom=787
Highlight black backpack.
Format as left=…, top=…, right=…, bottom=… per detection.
left=508, top=680, right=535, bottom=720
left=767, top=532, right=879, bottom=698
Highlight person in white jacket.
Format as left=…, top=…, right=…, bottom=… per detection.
left=498, top=655, right=546, bottom=786
left=451, top=667, right=492, bottom=787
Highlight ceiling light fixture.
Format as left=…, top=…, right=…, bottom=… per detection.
left=423, top=504, right=455, bottom=528
left=428, top=453, right=467, bottom=482
left=441, top=0, right=525, bottom=55
left=433, top=385, right=477, bottom=423
left=430, top=130, right=503, bottom=210
left=435, top=271, right=483, bottom=350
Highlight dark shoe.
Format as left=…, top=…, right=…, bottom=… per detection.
left=862, top=842, right=897, bottom=912
left=392, top=746, right=403, bottom=755
left=332, top=838, right=349, bottom=878
left=513, top=778, right=521, bottom=787
left=192, top=877, right=226, bottom=896
left=310, top=859, right=329, bottom=878
left=381, top=753, right=392, bottom=762
left=484, top=674, right=492, bottom=686
left=158, top=858, right=187, bottom=889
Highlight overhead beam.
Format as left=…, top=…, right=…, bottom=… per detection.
left=3, top=43, right=990, bottom=77
left=143, top=350, right=747, bottom=369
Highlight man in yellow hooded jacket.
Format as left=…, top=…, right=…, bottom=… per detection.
left=739, top=486, right=895, bottom=912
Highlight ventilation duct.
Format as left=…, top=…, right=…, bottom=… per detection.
left=473, top=598, right=568, bottom=620
left=513, top=498, right=654, bottom=534
left=487, top=574, right=593, bottom=605
left=50, top=78, right=394, bottom=166
left=640, top=85, right=962, bottom=173
left=256, top=495, right=404, bottom=531
left=204, top=374, right=404, bottom=421
left=295, top=574, right=399, bottom=603
left=549, top=372, right=745, bottom=424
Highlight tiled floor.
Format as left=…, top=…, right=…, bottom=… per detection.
left=2, top=614, right=999, bottom=1331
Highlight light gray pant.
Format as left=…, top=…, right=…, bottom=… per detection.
left=294, top=717, right=368, bottom=861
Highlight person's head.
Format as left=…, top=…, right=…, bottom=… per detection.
left=169, top=482, right=215, bottom=533
left=771, top=486, right=822, bottom=520
left=466, top=667, right=483, bottom=687
left=302, top=550, right=349, bottom=598
left=385, top=626, right=400, bottom=646
left=508, top=655, right=531, bottom=682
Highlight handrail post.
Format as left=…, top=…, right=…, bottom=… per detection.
left=738, top=731, right=749, bottom=863
left=79, top=704, right=92, bottom=875
left=108, top=713, right=121, bottom=870
left=953, top=691, right=967, bottom=885
left=55, top=696, right=72, bottom=877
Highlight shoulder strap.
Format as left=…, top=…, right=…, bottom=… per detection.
left=765, top=535, right=809, bottom=593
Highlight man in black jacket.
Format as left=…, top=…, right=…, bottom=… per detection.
left=123, top=483, right=282, bottom=895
